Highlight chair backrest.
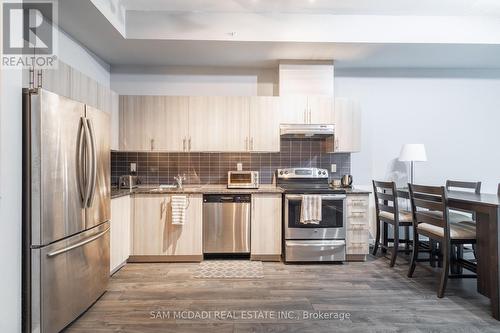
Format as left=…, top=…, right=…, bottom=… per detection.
left=409, top=184, right=449, bottom=240
left=445, top=180, right=481, bottom=194
left=372, top=180, right=399, bottom=219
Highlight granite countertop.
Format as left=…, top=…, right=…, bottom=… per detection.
left=111, top=185, right=370, bottom=199
left=111, top=184, right=284, bottom=198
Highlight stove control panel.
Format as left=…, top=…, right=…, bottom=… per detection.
left=277, top=168, right=329, bottom=179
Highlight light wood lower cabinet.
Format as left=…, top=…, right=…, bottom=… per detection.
left=130, top=194, right=203, bottom=261
left=110, top=195, right=131, bottom=273
left=345, top=194, right=370, bottom=261
left=250, top=194, right=282, bottom=261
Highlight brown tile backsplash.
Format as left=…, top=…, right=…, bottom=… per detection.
left=111, top=138, right=351, bottom=186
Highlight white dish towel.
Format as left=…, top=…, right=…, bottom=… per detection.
left=300, top=195, right=322, bottom=225
left=171, top=195, right=188, bottom=225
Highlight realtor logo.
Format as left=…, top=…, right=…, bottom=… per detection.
left=2, top=0, right=57, bottom=68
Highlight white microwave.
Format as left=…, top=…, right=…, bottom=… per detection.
left=227, top=171, right=259, bottom=189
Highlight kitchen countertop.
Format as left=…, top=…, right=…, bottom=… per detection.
left=111, top=184, right=284, bottom=198
left=111, top=185, right=370, bottom=199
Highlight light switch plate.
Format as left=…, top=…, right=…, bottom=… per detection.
left=130, top=163, right=137, bottom=173
left=330, top=164, right=337, bottom=173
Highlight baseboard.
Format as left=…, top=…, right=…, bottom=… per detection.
left=128, top=255, right=203, bottom=263
left=110, top=260, right=127, bottom=275
left=346, top=254, right=367, bottom=262
left=251, top=254, right=282, bottom=262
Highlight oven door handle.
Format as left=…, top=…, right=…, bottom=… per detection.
left=285, top=194, right=346, bottom=201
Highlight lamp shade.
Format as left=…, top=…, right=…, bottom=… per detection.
left=398, top=144, right=427, bottom=162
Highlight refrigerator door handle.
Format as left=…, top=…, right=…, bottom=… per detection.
left=46, top=227, right=110, bottom=257
left=82, top=118, right=92, bottom=207
left=76, top=117, right=86, bottom=206
left=86, top=118, right=97, bottom=208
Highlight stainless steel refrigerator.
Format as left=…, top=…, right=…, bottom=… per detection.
left=22, top=88, right=111, bottom=333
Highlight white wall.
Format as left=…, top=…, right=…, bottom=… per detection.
left=335, top=68, right=500, bottom=193
left=0, top=24, right=110, bottom=332
left=111, top=66, right=277, bottom=96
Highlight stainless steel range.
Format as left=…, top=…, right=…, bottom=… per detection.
left=277, top=168, right=346, bottom=262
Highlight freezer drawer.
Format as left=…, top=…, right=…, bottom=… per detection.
left=31, top=222, right=110, bottom=333
left=285, top=240, right=346, bottom=262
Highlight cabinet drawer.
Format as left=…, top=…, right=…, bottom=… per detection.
left=347, top=197, right=368, bottom=207
left=347, top=222, right=368, bottom=231
left=346, top=229, right=369, bottom=255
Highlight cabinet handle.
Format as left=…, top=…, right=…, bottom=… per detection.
left=150, top=138, right=154, bottom=151
left=188, top=137, right=191, bottom=151
left=309, top=109, right=312, bottom=124
left=250, top=137, right=254, bottom=150
left=304, top=109, right=307, bottom=123
left=183, top=138, right=186, bottom=151
left=245, top=137, right=248, bottom=151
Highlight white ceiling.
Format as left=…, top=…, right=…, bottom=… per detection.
left=121, top=0, right=500, bottom=16
left=58, top=0, right=500, bottom=68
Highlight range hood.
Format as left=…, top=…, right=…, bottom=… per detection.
left=280, top=124, right=334, bottom=138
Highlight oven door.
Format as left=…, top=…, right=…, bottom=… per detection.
left=284, top=194, right=346, bottom=239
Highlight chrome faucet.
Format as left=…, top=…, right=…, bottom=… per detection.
left=174, top=174, right=186, bottom=189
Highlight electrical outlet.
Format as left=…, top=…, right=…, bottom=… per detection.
left=130, top=163, right=137, bottom=173
left=330, top=164, right=337, bottom=173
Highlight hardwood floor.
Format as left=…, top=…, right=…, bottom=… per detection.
left=65, top=254, right=499, bottom=333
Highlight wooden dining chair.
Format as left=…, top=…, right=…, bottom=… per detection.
left=445, top=180, right=481, bottom=223
left=372, top=180, right=413, bottom=267
left=407, top=184, right=477, bottom=298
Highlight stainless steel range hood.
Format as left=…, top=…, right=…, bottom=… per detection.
left=280, top=124, right=334, bottom=138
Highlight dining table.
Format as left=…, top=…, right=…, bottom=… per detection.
left=397, top=188, right=500, bottom=320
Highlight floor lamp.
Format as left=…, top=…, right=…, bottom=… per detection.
left=398, top=144, right=427, bottom=184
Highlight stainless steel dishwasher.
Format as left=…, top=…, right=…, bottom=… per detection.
left=203, top=194, right=251, bottom=254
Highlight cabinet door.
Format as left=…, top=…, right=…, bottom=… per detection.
left=249, top=96, right=281, bottom=152
left=131, top=195, right=169, bottom=255
left=251, top=194, right=282, bottom=256
left=308, top=96, right=334, bottom=124
left=161, top=96, right=189, bottom=152
left=121, top=195, right=131, bottom=263
left=279, top=95, right=308, bottom=124
left=188, top=96, right=249, bottom=151
left=164, top=194, right=203, bottom=255
left=334, top=99, right=362, bottom=153
left=119, top=96, right=151, bottom=151
left=110, top=198, right=123, bottom=272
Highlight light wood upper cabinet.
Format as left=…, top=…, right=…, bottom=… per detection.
left=279, top=95, right=308, bottom=124
left=188, top=96, right=249, bottom=152
left=119, top=96, right=151, bottom=151
left=308, top=96, right=334, bottom=124
left=162, top=96, right=189, bottom=152
left=334, top=98, right=362, bottom=153
left=131, top=194, right=203, bottom=257
left=279, top=95, right=334, bottom=125
left=249, top=96, right=281, bottom=152
left=251, top=194, right=282, bottom=257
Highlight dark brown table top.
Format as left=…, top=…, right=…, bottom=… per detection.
left=397, top=188, right=500, bottom=208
